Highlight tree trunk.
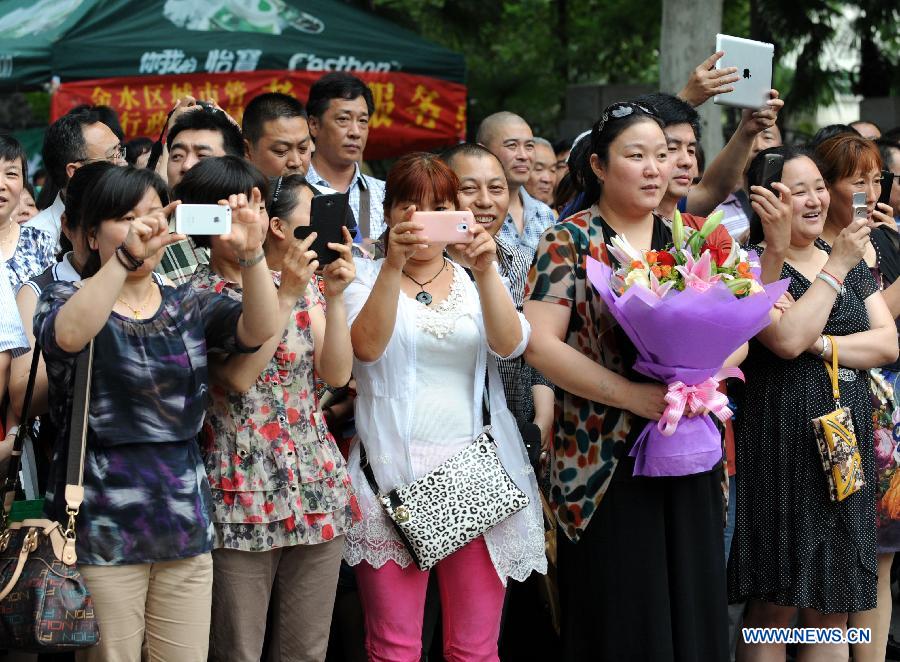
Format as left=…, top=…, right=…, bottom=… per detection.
left=659, top=0, right=725, bottom=159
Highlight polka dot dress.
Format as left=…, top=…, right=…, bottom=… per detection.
left=727, top=245, right=879, bottom=614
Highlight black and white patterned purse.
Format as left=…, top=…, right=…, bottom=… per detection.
left=359, top=380, right=530, bottom=571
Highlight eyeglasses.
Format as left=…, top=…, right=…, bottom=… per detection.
left=75, top=144, right=127, bottom=165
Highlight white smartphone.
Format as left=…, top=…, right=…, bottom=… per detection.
left=714, top=34, right=774, bottom=109
left=174, top=204, right=232, bottom=235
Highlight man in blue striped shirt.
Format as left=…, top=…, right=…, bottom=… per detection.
left=477, top=112, right=555, bottom=261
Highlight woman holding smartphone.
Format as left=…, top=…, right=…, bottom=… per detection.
left=180, top=164, right=360, bottom=661
left=33, top=165, right=280, bottom=661
left=730, top=145, right=896, bottom=661
left=343, top=152, right=545, bottom=661
left=814, top=134, right=900, bottom=662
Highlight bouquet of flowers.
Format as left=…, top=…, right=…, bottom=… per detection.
left=587, top=210, right=790, bottom=477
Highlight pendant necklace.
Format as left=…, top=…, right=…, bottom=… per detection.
left=403, top=258, right=447, bottom=306
left=116, top=284, right=156, bottom=319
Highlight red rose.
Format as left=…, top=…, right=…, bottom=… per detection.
left=656, top=250, right=676, bottom=266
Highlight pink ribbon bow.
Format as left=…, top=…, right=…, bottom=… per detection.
left=657, top=367, right=744, bottom=437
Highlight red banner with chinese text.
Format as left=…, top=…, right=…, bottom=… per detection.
left=51, top=70, right=467, bottom=161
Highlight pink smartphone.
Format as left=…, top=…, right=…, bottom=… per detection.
left=412, top=210, right=475, bottom=243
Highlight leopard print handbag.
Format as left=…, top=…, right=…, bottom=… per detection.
left=360, top=425, right=530, bottom=571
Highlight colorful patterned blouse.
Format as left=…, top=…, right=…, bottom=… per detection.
left=5, top=225, right=55, bottom=292
left=526, top=206, right=669, bottom=542
left=35, top=280, right=250, bottom=565
left=191, top=265, right=360, bottom=552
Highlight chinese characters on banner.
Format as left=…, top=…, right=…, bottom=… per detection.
left=51, top=70, right=467, bottom=160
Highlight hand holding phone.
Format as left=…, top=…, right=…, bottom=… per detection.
left=878, top=170, right=894, bottom=208
left=760, top=153, right=784, bottom=191
left=174, top=204, right=232, bottom=235
left=411, top=210, right=475, bottom=244
left=852, top=191, right=868, bottom=222
left=292, top=193, right=349, bottom=266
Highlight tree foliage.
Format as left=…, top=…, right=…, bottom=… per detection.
left=356, top=0, right=898, bottom=137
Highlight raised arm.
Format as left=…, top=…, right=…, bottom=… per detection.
left=210, top=232, right=319, bottom=394
left=223, top=189, right=281, bottom=349
left=312, top=227, right=356, bottom=386
left=686, top=91, right=783, bottom=216
left=757, top=219, right=871, bottom=359
left=54, top=204, right=183, bottom=352
left=749, top=183, right=793, bottom=284
left=677, top=52, right=740, bottom=108
left=450, top=225, right=523, bottom=357
left=350, top=210, right=426, bottom=363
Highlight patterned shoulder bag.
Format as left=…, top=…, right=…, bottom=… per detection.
left=359, top=373, right=530, bottom=571
left=811, top=336, right=866, bottom=501
left=0, top=341, right=100, bottom=652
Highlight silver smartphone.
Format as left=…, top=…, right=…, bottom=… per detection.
left=852, top=191, right=868, bottom=222
left=174, top=204, right=232, bottom=235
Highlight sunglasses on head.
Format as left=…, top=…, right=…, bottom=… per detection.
left=594, top=102, right=657, bottom=135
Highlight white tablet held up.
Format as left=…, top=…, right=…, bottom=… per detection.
left=714, top=34, right=774, bottom=109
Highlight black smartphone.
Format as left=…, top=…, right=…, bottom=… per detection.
left=879, top=169, right=894, bottom=208
left=760, top=153, right=784, bottom=192
left=293, top=193, right=349, bottom=266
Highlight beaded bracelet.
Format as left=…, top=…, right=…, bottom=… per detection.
left=115, top=244, right=144, bottom=271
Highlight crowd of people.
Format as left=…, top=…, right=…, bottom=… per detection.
left=0, top=54, right=899, bottom=662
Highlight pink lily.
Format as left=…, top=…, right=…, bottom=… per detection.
left=649, top=270, right=677, bottom=298
left=675, top=250, right=723, bottom=293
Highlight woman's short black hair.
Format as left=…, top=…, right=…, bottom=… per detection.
left=173, top=155, right=269, bottom=248
left=76, top=166, right=169, bottom=277
left=746, top=145, right=820, bottom=244
left=0, top=134, right=28, bottom=183
left=572, top=101, right=665, bottom=213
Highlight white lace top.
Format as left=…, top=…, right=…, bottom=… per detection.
left=343, top=258, right=547, bottom=584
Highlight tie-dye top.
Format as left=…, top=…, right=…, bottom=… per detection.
left=35, top=279, right=252, bottom=565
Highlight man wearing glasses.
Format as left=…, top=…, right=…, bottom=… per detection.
left=27, top=107, right=126, bottom=247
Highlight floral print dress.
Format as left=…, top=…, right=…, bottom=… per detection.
left=5, top=225, right=55, bottom=292
left=192, top=265, right=360, bottom=552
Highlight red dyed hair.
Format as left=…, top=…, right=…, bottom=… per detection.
left=815, top=134, right=883, bottom=186
left=383, top=152, right=460, bottom=215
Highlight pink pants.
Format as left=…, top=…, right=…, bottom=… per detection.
left=354, top=536, right=505, bottom=662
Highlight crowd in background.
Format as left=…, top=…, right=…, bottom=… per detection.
left=0, top=51, right=900, bottom=662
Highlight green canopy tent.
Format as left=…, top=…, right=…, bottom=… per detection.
left=0, top=0, right=465, bottom=89
left=0, top=1, right=467, bottom=159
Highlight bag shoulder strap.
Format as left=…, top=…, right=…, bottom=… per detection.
left=64, top=340, right=94, bottom=519
left=358, top=182, right=371, bottom=240
left=822, top=335, right=840, bottom=406
left=2, top=344, right=43, bottom=517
